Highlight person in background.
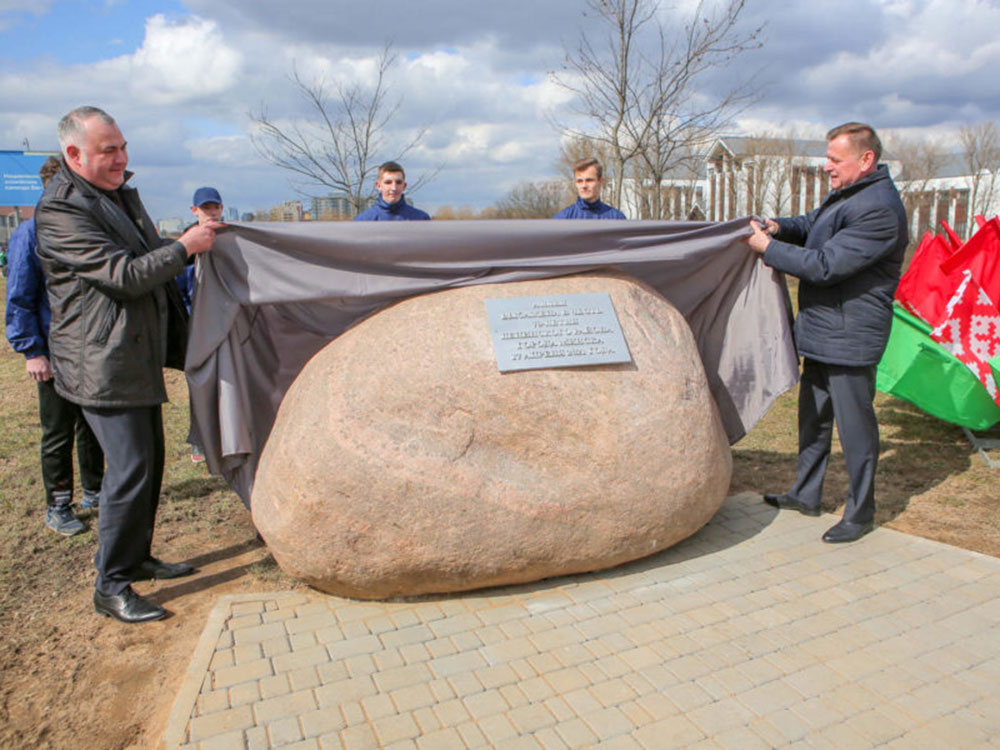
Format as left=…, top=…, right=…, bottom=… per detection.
left=6, top=156, right=105, bottom=536
left=353, top=161, right=430, bottom=221
left=553, top=158, right=626, bottom=220
left=176, top=186, right=224, bottom=463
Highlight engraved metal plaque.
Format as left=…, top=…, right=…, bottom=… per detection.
left=484, top=293, right=632, bottom=372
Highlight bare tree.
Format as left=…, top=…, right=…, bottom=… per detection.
left=553, top=0, right=763, bottom=216
left=492, top=180, right=574, bottom=219
left=740, top=130, right=805, bottom=218
left=557, top=134, right=615, bottom=178
left=433, top=205, right=482, bottom=220
left=627, top=155, right=703, bottom=219
left=886, top=134, right=950, bottom=197
left=960, top=121, right=1000, bottom=220
left=249, top=45, right=429, bottom=214
left=883, top=132, right=952, bottom=238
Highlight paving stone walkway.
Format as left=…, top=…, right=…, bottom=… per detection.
left=164, top=493, right=1000, bottom=749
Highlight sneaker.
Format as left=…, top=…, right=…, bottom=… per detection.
left=190, top=444, right=206, bottom=463
left=81, top=489, right=100, bottom=511
left=46, top=505, right=86, bottom=536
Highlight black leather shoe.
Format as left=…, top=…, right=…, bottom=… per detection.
left=129, top=556, right=196, bottom=581
left=763, top=493, right=821, bottom=517
left=94, top=586, right=167, bottom=623
left=822, top=519, right=874, bottom=543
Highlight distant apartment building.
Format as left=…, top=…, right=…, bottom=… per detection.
left=270, top=200, right=303, bottom=222
left=312, top=195, right=354, bottom=221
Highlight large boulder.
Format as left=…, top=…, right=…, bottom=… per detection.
left=252, top=273, right=731, bottom=599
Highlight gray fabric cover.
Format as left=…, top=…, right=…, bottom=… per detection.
left=186, top=217, right=799, bottom=505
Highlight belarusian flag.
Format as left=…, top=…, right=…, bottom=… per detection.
left=876, top=217, right=1000, bottom=429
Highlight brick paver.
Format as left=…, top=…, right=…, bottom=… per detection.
left=164, top=493, right=1000, bottom=748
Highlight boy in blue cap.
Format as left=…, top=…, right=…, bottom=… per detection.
left=177, top=187, right=224, bottom=462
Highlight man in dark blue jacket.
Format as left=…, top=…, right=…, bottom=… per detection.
left=554, top=158, right=626, bottom=220
left=748, top=122, right=908, bottom=543
left=5, top=156, right=104, bottom=536
left=353, top=161, right=430, bottom=221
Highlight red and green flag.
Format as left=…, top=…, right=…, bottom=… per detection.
left=877, top=216, right=1000, bottom=429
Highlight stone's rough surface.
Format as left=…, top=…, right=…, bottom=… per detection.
left=251, top=273, right=732, bottom=599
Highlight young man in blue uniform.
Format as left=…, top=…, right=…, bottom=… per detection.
left=353, top=161, right=430, bottom=221
left=6, top=156, right=105, bottom=536
left=553, top=158, right=626, bottom=220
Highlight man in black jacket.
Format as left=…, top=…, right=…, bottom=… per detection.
left=36, top=106, right=220, bottom=622
left=747, top=122, right=908, bottom=543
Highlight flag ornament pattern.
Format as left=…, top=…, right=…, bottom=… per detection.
left=929, top=270, right=1000, bottom=406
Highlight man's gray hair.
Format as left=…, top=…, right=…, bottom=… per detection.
left=57, top=106, right=116, bottom=151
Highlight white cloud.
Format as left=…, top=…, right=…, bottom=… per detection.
left=122, top=14, right=243, bottom=105
left=186, top=134, right=258, bottom=166
left=0, top=0, right=49, bottom=30
left=3, top=0, right=999, bottom=220
left=744, top=0, right=1000, bottom=127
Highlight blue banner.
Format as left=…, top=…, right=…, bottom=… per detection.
left=0, top=150, right=59, bottom=207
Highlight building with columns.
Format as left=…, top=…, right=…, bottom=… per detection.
left=623, top=135, right=997, bottom=243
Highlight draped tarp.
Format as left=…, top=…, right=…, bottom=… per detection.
left=186, top=217, right=799, bottom=506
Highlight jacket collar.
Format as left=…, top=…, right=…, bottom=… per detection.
left=377, top=195, right=409, bottom=213
left=829, top=163, right=890, bottom=199
left=576, top=196, right=605, bottom=213
left=56, top=160, right=150, bottom=252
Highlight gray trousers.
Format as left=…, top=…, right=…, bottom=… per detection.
left=81, top=405, right=164, bottom=596
left=787, top=358, right=878, bottom=524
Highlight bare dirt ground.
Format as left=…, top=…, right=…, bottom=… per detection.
left=1, top=282, right=998, bottom=749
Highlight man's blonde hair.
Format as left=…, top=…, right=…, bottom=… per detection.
left=572, top=157, right=603, bottom=179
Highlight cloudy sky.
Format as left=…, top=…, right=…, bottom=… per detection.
left=1, top=0, right=998, bottom=222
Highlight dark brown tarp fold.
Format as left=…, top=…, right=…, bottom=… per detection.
left=186, top=217, right=798, bottom=505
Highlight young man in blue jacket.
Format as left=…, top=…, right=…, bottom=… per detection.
left=748, top=122, right=908, bottom=543
left=5, top=156, right=104, bottom=536
left=353, top=161, right=430, bottom=221
left=554, top=158, right=626, bottom=220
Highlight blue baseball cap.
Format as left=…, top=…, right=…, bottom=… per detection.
left=192, top=186, right=222, bottom=207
